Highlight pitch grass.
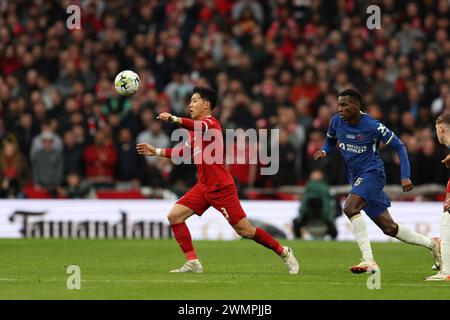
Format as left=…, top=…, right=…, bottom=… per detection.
left=0, top=239, right=449, bottom=300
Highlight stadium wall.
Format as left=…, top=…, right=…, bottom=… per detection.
left=0, top=200, right=442, bottom=241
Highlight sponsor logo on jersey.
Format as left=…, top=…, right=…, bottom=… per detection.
left=338, top=143, right=367, bottom=153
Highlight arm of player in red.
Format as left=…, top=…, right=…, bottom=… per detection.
left=159, top=141, right=192, bottom=159
left=178, top=117, right=212, bottom=132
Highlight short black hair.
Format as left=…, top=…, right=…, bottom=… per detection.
left=338, top=89, right=363, bottom=106
left=193, top=86, right=217, bottom=109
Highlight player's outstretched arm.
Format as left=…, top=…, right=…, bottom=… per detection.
left=136, top=143, right=189, bottom=159
left=157, top=112, right=182, bottom=125
left=384, top=133, right=413, bottom=192
left=136, top=143, right=157, bottom=156
left=136, top=143, right=174, bottom=158
left=157, top=112, right=209, bottom=132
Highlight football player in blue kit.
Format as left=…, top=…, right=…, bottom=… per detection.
left=314, top=89, right=442, bottom=273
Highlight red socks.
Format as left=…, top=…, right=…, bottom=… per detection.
left=171, top=223, right=283, bottom=259
left=171, top=222, right=198, bottom=260
left=253, top=227, right=284, bottom=256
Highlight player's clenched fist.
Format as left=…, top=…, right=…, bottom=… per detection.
left=136, top=143, right=156, bottom=156
left=313, top=150, right=327, bottom=160
left=401, top=178, right=413, bottom=192
left=157, top=112, right=173, bottom=122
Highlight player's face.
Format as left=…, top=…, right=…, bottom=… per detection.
left=337, top=96, right=358, bottom=121
left=189, top=93, right=208, bottom=120
left=436, top=123, right=445, bottom=144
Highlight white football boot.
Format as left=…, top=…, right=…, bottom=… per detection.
left=349, top=259, right=379, bottom=274
left=281, top=246, right=300, bottom=274
left=424, top=272, right=450, bottom=281
left=170, top=259, right=203, bottom=273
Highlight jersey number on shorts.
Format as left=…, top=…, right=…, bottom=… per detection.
left=220, top=207, right=230, bottom=221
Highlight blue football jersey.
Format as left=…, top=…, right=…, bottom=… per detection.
left=324, top=113, right=396, bottom=182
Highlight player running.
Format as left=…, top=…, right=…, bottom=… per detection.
left=313, top=89, right=441, bottom=273
left=425, top=114, right=450, bottom=281
left=136, top=87, right=299, bottom=274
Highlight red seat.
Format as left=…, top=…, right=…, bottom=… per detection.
left=95, top=189, right=145, bottom=199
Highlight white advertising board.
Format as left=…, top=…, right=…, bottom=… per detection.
left=0, top=200, right=443, bottom=241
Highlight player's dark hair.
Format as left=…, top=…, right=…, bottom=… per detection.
left=435, top=113, right=450, bottom=126
left=339, top=89, right=363, bottom=106
left=193, top=86, right=217, bottom=110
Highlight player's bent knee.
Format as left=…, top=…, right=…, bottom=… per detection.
left=343, top=204, right=358, bottom=218
left=167, top=213, right=178, bottom=225
left=234, top=227, right=253, bottom=239
left=167, top=212, right=185, bottom=225
left=382, top=224, right=398, bottom=237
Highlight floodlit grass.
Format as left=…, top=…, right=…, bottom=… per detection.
left=0, top=239, right=448, bottom=299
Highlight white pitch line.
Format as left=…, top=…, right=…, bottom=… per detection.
left=0, top=278, right=236, bottom=284
left=0, top=278, right=447, bottom=288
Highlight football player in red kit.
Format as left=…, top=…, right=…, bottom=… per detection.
left=136, top=87, right=299, bottom=274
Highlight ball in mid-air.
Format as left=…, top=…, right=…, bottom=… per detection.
left=114, top=70, right=140, bottom=96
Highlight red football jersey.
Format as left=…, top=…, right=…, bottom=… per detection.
left=168, top=115, right=235, bottom=192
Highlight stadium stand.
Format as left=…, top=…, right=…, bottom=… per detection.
left=0, top=0, right=449, bottom=200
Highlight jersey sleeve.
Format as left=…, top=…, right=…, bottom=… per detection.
left=180, top=116, right=219, bottom=132
left=375, top=120, right=411, bottom=179
left=321, top=116, right=338, bottom=154
left=326, top=116, right=337, bottom=140
left=374, top=120, right=395, bottom=145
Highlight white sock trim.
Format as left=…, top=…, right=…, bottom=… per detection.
left=350, top=214, right=374, bottom=262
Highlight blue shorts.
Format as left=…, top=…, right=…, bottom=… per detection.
left=350, top=171, right=391, bottom=219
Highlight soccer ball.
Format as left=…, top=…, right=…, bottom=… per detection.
left=114, top=70, right=140, bottom=96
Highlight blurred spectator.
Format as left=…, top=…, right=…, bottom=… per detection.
left=292, top=170, right=338, bottom=239
left=137, top=117, right=170, bottom=163
left=30, top=119, right=63, bottom=160
left=31, top=132, right=64, bottom=196
left=115, top=127, right=145, bottom=189
left=57, top=171, right=93, bottom=199
left=120, top=98, right=146, bottom=138
left=0, top=0, right=449, bottom=199
left=62, top=129, right=84, bottom=176
left=0, top=118, right=17, bottom=147
left=13, top=112, right=37, bottom=160
left=226, top=129, right=260, bottom=194
left=270, top=128, right=297, bottom=187
left=164, top=70, right=194, bottom=115
left=290, top=67, right=321, bottom=109
left=276, top=106, right=306, bottom=179
left=83, top=129, right=117, bottom=188
left=232, top=0, right=264, bottom=26
left=0, top=140, right=28, bottom=198
left=137, top=117, right=171, bottom=188
left=415, top=139, right=447, bottom=185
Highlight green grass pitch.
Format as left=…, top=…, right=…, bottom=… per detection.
left=0, top=239, right=449, bottom=300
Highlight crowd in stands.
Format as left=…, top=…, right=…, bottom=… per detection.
left=0, top=0, right=450, bottom=199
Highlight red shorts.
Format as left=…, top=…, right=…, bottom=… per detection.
left=447, top=178, right=450, bottom=193
left=176, top=183, right=247, bottom=225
